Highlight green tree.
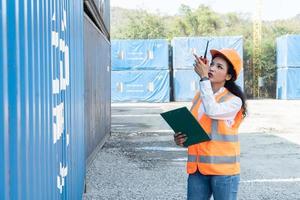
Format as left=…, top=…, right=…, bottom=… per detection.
left=173, top=4, right=222, bottom=36
left=114, top=10, right=167, bottom=39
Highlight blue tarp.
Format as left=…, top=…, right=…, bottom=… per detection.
left=111, top=70, right=170, bottom=102
left=172, top=36, right=244, bottom=91
left=111, top=39, right=169, bottom=70
left=277, top=35, right=300, bottom=68
left=172, top=36, right=243, bottom=69
left=173, top=69, right=244, bottom=101
left=276, top=67, right=300, bottom=100
left=173, top=69, right=200, bottom=101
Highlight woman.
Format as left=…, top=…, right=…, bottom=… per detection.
left=174, top=48, right=247, bottom=200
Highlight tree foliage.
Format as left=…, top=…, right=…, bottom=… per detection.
left=112, top=9, right=167, bottom=39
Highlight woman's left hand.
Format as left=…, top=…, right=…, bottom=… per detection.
left=193, top=54, right=209, bottom=79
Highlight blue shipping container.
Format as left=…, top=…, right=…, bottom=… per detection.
left=84, top=14, right=111, bottom=163
left=173, top=69, right=200, bottom=101
left=1, top=0, right=85, bottom=199
left=276, top=67, right=300, bottom=100
left=172, top=36, right=243, bottom=69
left=172, top=36, right=244, bottom=91
left=111, top=39, right=169, bottom=70
left=111, top=70, right=170, bottom=102
left=173, top=69, right=244, bottom=101
left=277, top=35, right=300, bottom=68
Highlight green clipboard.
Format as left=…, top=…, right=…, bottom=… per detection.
left=160, top=107, right=211, bottom=147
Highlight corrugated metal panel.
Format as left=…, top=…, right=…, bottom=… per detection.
left=84, top=0, right=110, bottom=40
left=111, top=70, right=170, bottom=102
left=0, top=1, right=9, bottom=199
left=65, top=1, right=85, bottom=199
left=84, top=14, right=111, bottom=161
left=111, top=39, right=169, bottom=70
left=276, top=67, right=300, bottom=100
left=277, top=35, right=300, bottom=68
left=93, top=0, right=110, bottom=33
left=0, top=0, right=85, bottom=199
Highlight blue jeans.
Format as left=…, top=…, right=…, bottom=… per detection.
left=187, top=171, right=240, bottom=200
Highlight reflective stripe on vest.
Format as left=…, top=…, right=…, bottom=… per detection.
left=190, top=94, right=201, bottom=112
left=188, top=155, right=240, bottom=164
left=188, top=155, right=197, bottom=162
left=211, top=120, right=239, bottom=142
left=200, top=155, right=240, bottom=164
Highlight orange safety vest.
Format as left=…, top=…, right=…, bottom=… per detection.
left=187, top=88, right=243, bottom=175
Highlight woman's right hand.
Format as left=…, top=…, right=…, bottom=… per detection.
left=174, top=132, right=187, bottom=147
left=193, top=54, right=209, bottom=79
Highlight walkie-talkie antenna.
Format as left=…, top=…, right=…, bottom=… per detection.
left=204, top=40, right=209, bottom=59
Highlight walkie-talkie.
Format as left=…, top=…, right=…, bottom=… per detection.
left=193, top=40, right=210, bottom=65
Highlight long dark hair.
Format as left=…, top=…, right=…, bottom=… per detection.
left=215, top=54, right=247, bottom=118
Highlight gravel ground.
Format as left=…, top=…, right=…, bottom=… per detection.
left=83, top=100, right=300, bottom=200
left=84, top=132, right=187, bottom=200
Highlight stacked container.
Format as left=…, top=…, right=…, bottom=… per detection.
left=1, top=0, right=85, bottom=199
left=83, top=0, right=111, bottom=164
left=111, top=39, right=170, bottom=102
left=276, top=35, right=300, bottom=99
left=172, top=36, right=244, bottom=101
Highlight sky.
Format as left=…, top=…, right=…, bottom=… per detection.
left=110, top=0, right=300, bottom=21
